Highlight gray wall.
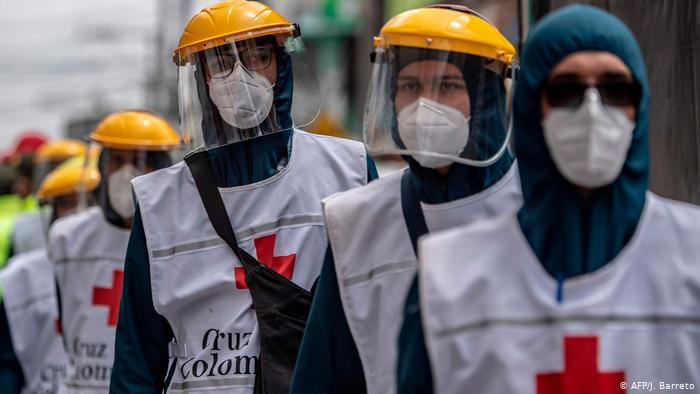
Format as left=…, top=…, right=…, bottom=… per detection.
left=535, top=0, right=700, bottom=204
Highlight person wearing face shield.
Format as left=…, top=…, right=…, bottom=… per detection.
left=0, top=157, right=100, bottom=394
left=47, top=111, right=178, bottom=394
left=10, top=139, right=86, bottom=259
left=109, top=1, right=374, bottom=393
left=415, top=5, right=700, bottom=394
left=291, top=6, right=521, bottom=394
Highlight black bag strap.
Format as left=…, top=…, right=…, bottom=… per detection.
left=184, top=151, right=257, bottom=272
left=400, top=169, right=430, bottom=255
left=163, top=358, right=177, bottom=394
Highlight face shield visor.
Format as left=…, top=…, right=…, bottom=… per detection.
left=176, top=25, right=321, bottom=152
left=363, top=45, right=516, bottom=168
left=90, top=143, right=174, bottom=224
left=38, top=191, right=90, bottom=237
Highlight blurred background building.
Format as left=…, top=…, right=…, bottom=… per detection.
left=1, top=0, right=698, bottom=201
left=0, top=0, right=521, bottom=142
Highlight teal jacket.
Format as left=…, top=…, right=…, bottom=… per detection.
left=109, top=131, right=378, bottom=393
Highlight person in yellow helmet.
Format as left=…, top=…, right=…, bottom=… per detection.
left=10, top=139, right=87, bottom=259
left=291, top=5, right=520, bottom=394
left=110, top=1, right=375, bottom=393
left=47, top=111, right=179, bottom=393
left=33, top=139, right=87, bottom=190
left=0, top=157, right=100, bottom=394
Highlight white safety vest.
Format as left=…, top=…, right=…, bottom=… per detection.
left=12, top=211, right=46, bottom=255
left=132, top=130, right=367, bottom=393
left=418, top=192, right=700, bottom=394
left=0, top=249, right=67, bottom=393
left=323, top=162, right=521, bottom=394
left=49, top=207, right=131, bottom=394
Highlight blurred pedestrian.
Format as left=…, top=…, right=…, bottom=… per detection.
left=0, top=157, right=100, bottom=394
left=0, top=164, right=19, bottom=266
left=11, top=139, right=86, bottom=258
left=48, top=111, right=179, bottom=393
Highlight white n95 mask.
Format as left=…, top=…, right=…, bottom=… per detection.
left=208, top=63, right=275, bottom=130
left=108, top=163, right=143, bottom=219
left=397, top=97, right=470, bottom=168
left=542, top=88, right=635, bottom=188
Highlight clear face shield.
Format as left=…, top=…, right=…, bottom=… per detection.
left=176, top=26, right=321, bottom=151
left=363, top=45, right=516, bottom=168
left=90, top=143, right=174, bottom=223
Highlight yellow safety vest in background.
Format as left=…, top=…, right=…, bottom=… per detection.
left=0, top=194, right=38, bottom=267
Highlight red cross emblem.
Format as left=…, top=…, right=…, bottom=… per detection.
left=234, top=234, right=296, bottom=289
left=91, top=270, right=124, bottom=326
left=537, top=336, right=625, bottom=394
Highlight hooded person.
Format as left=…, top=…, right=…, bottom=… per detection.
left=0, top=157, right=100, bottom=394
left=291, top=5, right=521, bottom=394
left=416, top=5, right=700, bottom=394
left=47, top=111, right=179, bottom=394
left=109, top=1, right=375, bottom=393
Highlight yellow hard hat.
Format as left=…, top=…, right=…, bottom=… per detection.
left=36, top=157, right=100, bottom=200
left=173, top=0, right=294, bottom=64
left=89, top=111, right=180, bottom=151
left=375, top=5, right=516, bottom=65
left=35, top=139, right=86, bottom=164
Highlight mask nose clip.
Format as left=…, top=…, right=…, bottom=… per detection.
left=584, top=87, right=601, bottom=103
left=580, top=87, right=603, bottom=117
left=418, top=99, right=446, bottom=116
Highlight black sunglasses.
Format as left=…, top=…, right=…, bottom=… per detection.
left=543, top=80, right=641, bottom=108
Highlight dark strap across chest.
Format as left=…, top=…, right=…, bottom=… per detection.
left=185, top=151, right=311, bottom=394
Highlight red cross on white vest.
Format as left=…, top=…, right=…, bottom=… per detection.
left=235, top=233, right=296, bottom=289
left=537, top=336, right=625, bottom=394
left=92, top=270, right=124, bottom=327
